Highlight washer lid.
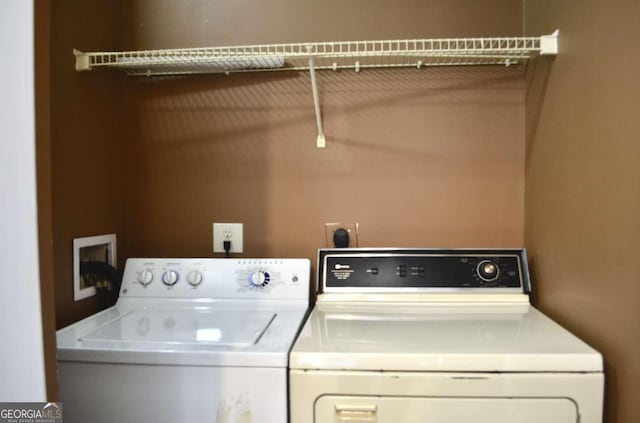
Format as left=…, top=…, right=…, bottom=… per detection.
left=80, top=309, right=275, bottom=348
left=57, top=303, right=309, bottom=367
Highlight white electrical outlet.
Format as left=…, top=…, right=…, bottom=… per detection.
left=213, top=223, right=243, bottom=253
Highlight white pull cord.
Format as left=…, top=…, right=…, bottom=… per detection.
left=308, top=56, right=326, bottom=148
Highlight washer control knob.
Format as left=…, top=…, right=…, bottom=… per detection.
left=162, top=270, right=179, bottom=286
left=248, top=271, right=271, bottom=288
left=137, top=270, right=154, bottom=286
left=186, top=270, right=203, bottom=287
left=477, top=260, right=499, bottom=281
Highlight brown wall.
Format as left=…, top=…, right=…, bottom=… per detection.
left=51, top=0, right=125, bottom=328
left=123, top=0, right=522, bottom=49
left=123, top=67, right=526, bottom=262
left=524, top=1, right=640, bottom=422
left=121, top=0, right=526, bottom=266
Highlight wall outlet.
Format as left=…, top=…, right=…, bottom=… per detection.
left=325, top=222, right=359, bottom=248
left=213, top=223, right=243, bottom=253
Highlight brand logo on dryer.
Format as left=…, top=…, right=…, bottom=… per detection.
left=331, top=264, right=354, bottom=280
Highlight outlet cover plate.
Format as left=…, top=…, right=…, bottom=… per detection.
left=213, top=223, right=243, bottom=253
left=325, top=222, right=359, bottom=248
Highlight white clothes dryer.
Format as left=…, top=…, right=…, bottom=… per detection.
left=57, top=258, right=310, bottom=423
left=290, top=249, right=603, bottom=423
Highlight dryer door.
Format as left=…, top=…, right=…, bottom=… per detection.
left=316, top=396, right=578, bottom=423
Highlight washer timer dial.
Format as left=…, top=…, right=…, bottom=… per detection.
left=248, top=270, right=271, bottom=288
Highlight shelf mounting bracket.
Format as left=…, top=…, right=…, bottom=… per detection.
left=308, top=54, right=326, bottom=148
left=540, top=29, right=559, bottom=55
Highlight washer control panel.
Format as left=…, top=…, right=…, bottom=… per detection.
left=119, top=258, right=310, bottom=300
left=320, top=249, right=529, bottom=293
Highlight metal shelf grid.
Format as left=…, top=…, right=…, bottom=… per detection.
left=74, top=33, right=557, bottom=76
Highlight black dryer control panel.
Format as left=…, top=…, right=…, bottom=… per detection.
left=318, top=248, right=530, bottom=293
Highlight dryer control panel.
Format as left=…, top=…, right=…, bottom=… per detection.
left=119, top=258, right=310, bottom=300
left=319, top=249, right=530, bottom=294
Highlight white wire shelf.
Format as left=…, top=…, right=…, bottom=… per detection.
left=74, top=32, right=558, bottom=147
left=74, top=32, right=558, bottom=76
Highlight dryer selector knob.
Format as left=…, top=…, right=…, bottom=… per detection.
left=248, top=271, right=271, bottom=288
left=477, top=260, right=500, bottom=282
left=162, top=270, right=179, bottom=286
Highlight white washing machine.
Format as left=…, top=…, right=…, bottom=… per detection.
left=57, top=258, right=309, bottom=423
left=290, top=249, right=604, bottom=423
